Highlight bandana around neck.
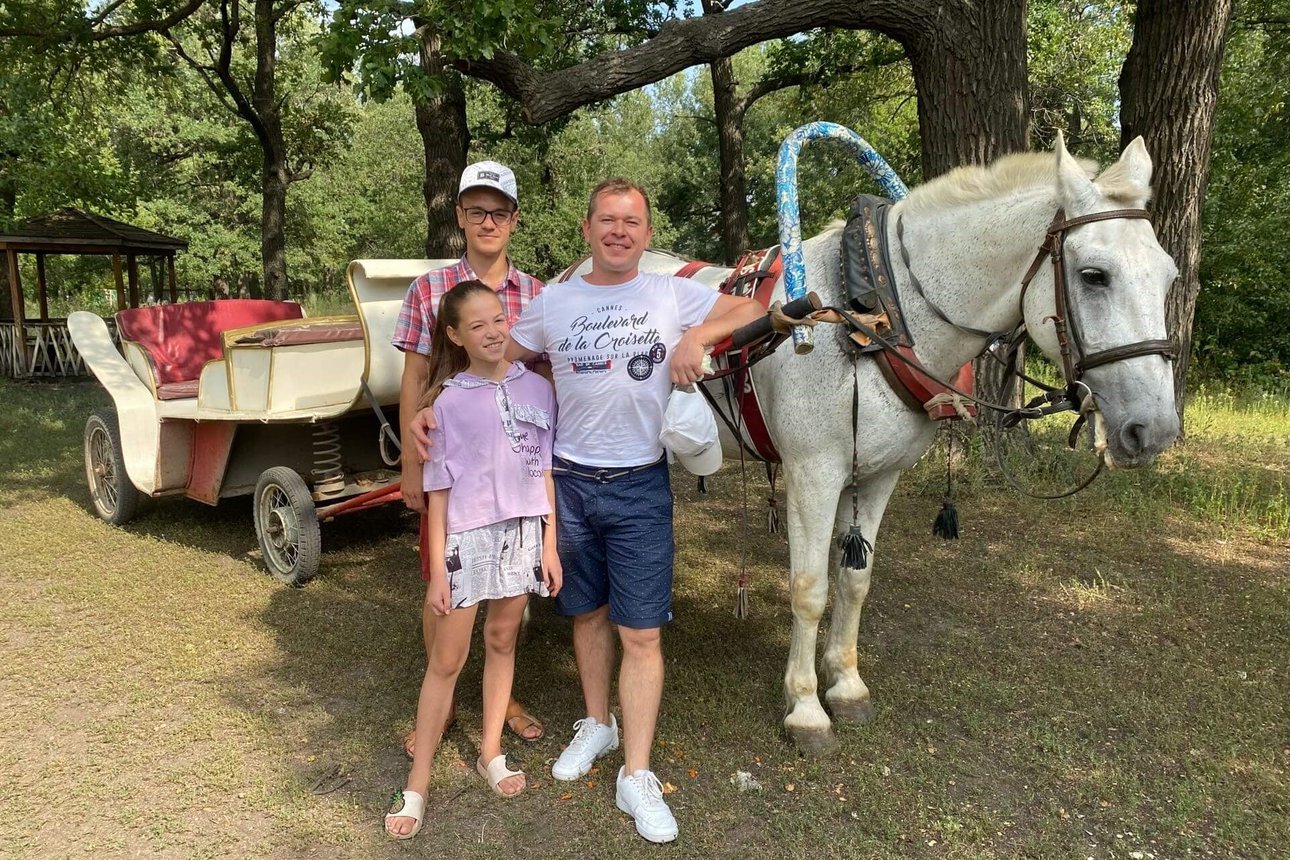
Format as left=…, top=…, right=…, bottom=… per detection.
left=443, top=362, right=550, bottom=450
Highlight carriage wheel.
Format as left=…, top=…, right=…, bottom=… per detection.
left=253, top=467, right=321, bottom=587
left=84, top=409, right=143, bottom=525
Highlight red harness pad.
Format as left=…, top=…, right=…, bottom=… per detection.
left=876, top=345, right=978, bottom=420
left=702, top=248, right=785, bottom=462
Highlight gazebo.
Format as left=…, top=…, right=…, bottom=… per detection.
left=0, top=208, right=188, bottom=378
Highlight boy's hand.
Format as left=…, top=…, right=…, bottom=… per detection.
left=401, top=460, right=425, bottom=512
left=411, top=407, right=439, bottom=461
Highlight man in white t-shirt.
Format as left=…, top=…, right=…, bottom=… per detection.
left=507, top=178, right=761, bottom=843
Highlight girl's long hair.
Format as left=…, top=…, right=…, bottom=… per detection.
left=418, top=279, right=502, bottom=410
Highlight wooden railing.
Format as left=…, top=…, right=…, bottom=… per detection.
left=0, top=319, right=117, bottom=378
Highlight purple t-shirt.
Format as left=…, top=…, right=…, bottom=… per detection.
left=423, top=362, right=556, bottom=534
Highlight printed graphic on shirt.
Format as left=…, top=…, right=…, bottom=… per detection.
left=627, top=354, right=654, bottom=380
left=555, top=302, right=662, bottom=382
left=515, top=429, right=544, bottom=479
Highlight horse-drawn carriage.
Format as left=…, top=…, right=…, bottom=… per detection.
left=70, top=259, right=448, bottom=586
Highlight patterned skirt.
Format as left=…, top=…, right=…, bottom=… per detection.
left=442, top=516, right=549, bottom=609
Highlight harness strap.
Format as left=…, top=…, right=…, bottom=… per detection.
left=896, top=214, right=999, bottom=340
left=1077, top=339, right=1177, bottom=373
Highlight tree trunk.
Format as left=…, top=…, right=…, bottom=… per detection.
left=710, top=56, right=749, bottom=264
left=1119, top=0, right=1233, bottom=428
left=0, top=171, right=12, bottom=321
left=904, top=0, right=1030, bottom=176
left=416, top=32, right=469, bottom=259
left=254, top=0, right=289, bottom=301
left=260, top=162, right=289, bottom=300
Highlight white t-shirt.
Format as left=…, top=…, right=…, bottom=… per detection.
left=510, top=271, right=719, bottom=467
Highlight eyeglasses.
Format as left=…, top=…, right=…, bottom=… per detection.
left=461, top=207, right=517, bottom=225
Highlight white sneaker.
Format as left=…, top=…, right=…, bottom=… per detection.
left=616, top=767, right=678, bottom=843
left=551, top=715, right=619, bottom=780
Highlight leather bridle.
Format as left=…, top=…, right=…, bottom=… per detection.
left=1017, top=207, right=1176, bottom=384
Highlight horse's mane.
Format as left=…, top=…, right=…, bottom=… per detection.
left=897, top=151, right=1148, bottom=214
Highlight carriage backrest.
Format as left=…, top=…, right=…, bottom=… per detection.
left=115, top=299, right=304, bottom=385
left=346, top=259, right=451, bottom=405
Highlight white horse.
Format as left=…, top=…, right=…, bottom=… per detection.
left=635, top=134, right=1180, bottom=751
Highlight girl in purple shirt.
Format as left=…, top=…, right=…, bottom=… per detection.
left=386, top=280, right=561, bottom=840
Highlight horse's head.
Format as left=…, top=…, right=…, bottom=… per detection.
left=1022, top=133, right=1180, bottom=467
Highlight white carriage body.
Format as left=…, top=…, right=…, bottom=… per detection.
left=70, top=259, right=445, bottom=498
left=70, top=260, right=450, bottom=584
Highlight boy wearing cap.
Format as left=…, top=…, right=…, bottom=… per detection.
left=392, top=160, right=547, bottom=752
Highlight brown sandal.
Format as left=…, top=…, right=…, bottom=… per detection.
left=504, top=707, right=544, bottom=742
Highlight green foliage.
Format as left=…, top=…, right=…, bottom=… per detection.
left=320, top=0, right=675, bottom=103
left=644, top=37, right=921, bottom=263
left=1196, top=4, right=1290, bottom=390
left=0, top=41, right=136, bottom=224
left=304, top=91, right=428, bottom=261
left=1027, top=0, right=1130, bottom=159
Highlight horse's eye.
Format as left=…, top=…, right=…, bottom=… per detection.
left=1080, top=268, right=1109, bottom=287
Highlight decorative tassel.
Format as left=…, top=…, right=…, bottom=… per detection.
left=766, top=495, right=781, bottom=534
left=933, top=427, right=961, bottom=540
left=697, top=475, right=707, bottom=494
left=734, top=573, right=750, bottom=619
left=839, top=525, right=872, bottom=570
left=933, top=500, right=959, bottom=540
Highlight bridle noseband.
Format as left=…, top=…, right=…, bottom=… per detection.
left=1018, top=207, right=1176, bottom=384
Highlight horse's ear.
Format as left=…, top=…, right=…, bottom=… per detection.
left=1113, top=136, right=1154, bottom=192
left=1054, top=131, right=1099, bottom=211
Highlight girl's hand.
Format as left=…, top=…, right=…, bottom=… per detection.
left=541, top=546, right=562, bottom=597
left=428, top=572, right=452, bottom=616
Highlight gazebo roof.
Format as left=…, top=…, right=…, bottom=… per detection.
left=0, top=208, right=188, bottom=253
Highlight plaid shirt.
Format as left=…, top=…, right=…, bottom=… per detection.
left=391, top=257, right=544, bottom=356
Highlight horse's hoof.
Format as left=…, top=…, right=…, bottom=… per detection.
left=828, top=697, right=875, bottom=725
left=787, top=725, right=839, bottom=755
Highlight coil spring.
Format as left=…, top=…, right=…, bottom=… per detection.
left=310, top=422, right=345, bottom=495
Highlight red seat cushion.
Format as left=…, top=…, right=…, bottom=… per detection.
left=116, top=300, right=304, bottom=386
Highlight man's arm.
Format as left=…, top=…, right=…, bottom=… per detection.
left=505, top=339, right=541, bottom=364
left=399, top=351, right=430, bottom=512
left=671, top=293, right=764, bottom=385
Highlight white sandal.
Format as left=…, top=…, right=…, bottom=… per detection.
left=384, top=788, right=425, bottom=839
left=477, top=754, right=526, bottom=797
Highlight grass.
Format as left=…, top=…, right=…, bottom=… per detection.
left=0, top=376, right=1286, bottom=858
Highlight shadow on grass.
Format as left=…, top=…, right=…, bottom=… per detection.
left=235, top=460, right=1288, bottom=858
left=13, top=378, right=1282, bottom=855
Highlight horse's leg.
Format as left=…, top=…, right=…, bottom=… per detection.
left=782, top=463, right=847, bottom=755
left=822, top=470, right=900, bottom=725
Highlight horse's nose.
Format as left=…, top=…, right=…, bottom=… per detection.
left=1118, top=412, right=1180, bottom=460
left=1119, top=422, right=1149, bottom=459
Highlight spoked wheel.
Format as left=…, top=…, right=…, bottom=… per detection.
left=84, top=408, right=144, bottom=525
left=253, top=466, right=321, bottom=587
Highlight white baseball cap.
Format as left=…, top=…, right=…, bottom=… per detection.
left=459, top=160, right=518, bottom=207
left=660, top=387, right=723, bottom=477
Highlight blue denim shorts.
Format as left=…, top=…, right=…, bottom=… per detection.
left=553, top=455, right=674, bottom=629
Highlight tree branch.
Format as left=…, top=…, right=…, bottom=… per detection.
left=452, top=0, right=924, bottom=125
left=88, top=0, right=132, bottom=28
left=0, top=0, right=206, bottom=41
